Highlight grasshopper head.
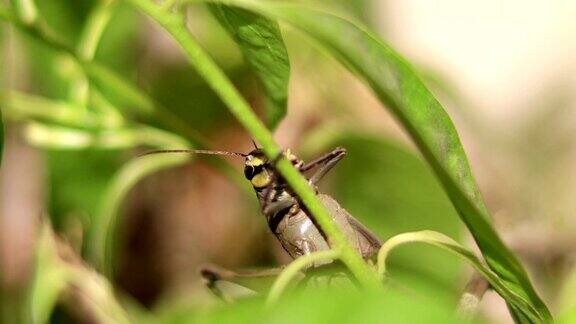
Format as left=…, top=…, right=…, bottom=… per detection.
left=244, top=149, right=270, bottom=188
left=244, top=149, right=302, bottom=188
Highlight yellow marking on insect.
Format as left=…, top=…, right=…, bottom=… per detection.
left=284, top=149, right=297, bottom=162
left=246, top=157, right=265, bottom=167
left=251, top=170, right=271, bottom=188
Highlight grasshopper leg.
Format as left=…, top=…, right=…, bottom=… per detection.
left=262, top=196, right=296, bottom=216
left=200, top=264, right=288, bottom=300
left=301, top=147, right=347, bottom=186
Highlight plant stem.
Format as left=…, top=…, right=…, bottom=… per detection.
left=77, top=0, right=117, bottom=61
left=70, top=0, right=118, bottom=107
left=375, top=230, right=542, bottom=322
left=0, top=90, right=98, bottom=128
left=126, top=0, right=381, bottom=288
left=266, top=249, right=340, bottom=305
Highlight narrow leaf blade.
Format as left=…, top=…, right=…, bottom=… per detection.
left=377, top=231, right=542, bottom=322
left=208, top=4, right=290, bottom=130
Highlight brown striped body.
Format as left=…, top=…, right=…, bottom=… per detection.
left=245, top=148, right=381, bottom=263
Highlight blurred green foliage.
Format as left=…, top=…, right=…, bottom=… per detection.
left=0, top=0, right=554, bottom=322
left=157, top=287, right=462, bottom=324
left=47, top=150, right=122, bottom=228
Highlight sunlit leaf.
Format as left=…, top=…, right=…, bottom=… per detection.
left=209, top=4, right=290, bottom=129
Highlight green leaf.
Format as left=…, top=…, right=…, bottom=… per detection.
left=327, top=134, right=463, bottom=293
left=46, top=150, right=122, bottom=229
left=213, top=1, right=551, bottom=322
left=377, top=230, right=542, bottom=322
left=208, top=4, right=290, bottom=130
left=157, top=286, right=461, bottom=324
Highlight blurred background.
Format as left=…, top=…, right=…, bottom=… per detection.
left=1, top=0, right=575, bottom=323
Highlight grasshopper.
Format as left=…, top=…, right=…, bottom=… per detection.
left=143, top=146, right=381, bottom=295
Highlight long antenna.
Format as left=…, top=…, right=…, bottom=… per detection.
left=139, top=149, right=247, bottom=158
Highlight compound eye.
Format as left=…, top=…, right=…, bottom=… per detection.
left=244, top=165, right=255, bottom=179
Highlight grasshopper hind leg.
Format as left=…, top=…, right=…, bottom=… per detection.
left=301, top=147, right=347, bottom=186
left=199, top=264, right=291, bottom=301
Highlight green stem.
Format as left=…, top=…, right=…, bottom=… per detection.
left=77, top=0, right=117, bottom=61
left=0, top=90, right=98, bottom=128
left=91, top=88, right=126, bottom=128
left=0, top=6, right=76, bottom=55
left=126, top=0, right=380, bottom=287
left=266, top=249, right=341, bottom=305
left=71, top=0, right=118, bottom=106
left=375, top=231, right=542, bottom=322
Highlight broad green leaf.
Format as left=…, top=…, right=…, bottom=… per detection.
left=147, top=62, right=235, bottom=133
left=327, top=134, right=462, bottom=294
left=46, top=150, right=122, bottom=229
left=208, top=4, right=290, bottom=130
left=157, top=286, right=460, bottom=324
left=213, top=1, right=551, bottom=322
left=377, top=230, right=541, bottom=322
